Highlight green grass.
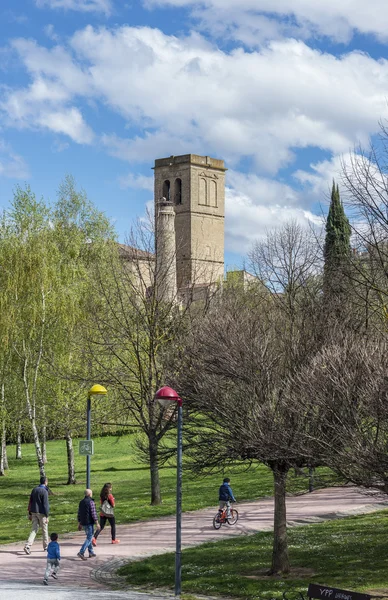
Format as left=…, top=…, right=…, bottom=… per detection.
left=118, top=509, right=388, bottom=598
left=0, top=435, right=324, bottom=545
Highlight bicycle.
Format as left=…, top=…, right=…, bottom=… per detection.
left=212, top=504, right=239, bottom=529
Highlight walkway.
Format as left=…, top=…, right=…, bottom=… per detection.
left=0, top=487, right=387, bottom=599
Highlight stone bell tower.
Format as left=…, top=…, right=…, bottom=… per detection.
left=153, top=154, right=226, bottom=289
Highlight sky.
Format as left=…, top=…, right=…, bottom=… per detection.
left=1, top=0, right=388, bottom=269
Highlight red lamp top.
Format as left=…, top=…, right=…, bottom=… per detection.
left=155, top=386, right=182, bottom=406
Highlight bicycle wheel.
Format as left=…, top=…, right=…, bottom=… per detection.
left=213, top=513, right=222, bottom=530
left=227, top=509, right=239, bottom=525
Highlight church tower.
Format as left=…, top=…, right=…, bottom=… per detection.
left=153, top=154, right=226, bottom=289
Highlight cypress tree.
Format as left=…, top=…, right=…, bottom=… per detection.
left=323, top=180, right=351, bottom=301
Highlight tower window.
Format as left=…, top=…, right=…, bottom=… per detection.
left=199, top=177, right=207, bottom=205
left=209, top=179, right=217, bottom=207
left=175, top=178, right=182, bottom=204
left=163, top=180, right=171, bottom=201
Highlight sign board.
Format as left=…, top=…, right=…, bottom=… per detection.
left=308, top=584, right=371, bottom=600
left=78, top=440, right=94, bottom=456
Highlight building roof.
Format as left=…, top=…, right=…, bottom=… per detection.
left=118, top=243, right=155, bottom=261
left=154, top=154, right=226, bottom=172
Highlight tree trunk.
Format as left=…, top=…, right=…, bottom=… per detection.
left=149, top=434, right=162, bottom=505
left=65, top=433, right=76, bottom=485
left=2, top=425, right=8, bottom=470
left=31, top=416, right=45, bottom=478
left=1, top=385, right=7, bottom=470
left=16, top=423, right=22, bottom=459
left=42, top=404, right=47, bottom=464
left=0, top=407, right=4, bottom=476
left=0, top=439, right=4, bottom=476
left=270, top=463, right=290, bottom=575
left=42, top=430, right=47, bottom=464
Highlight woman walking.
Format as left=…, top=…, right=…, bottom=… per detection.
left=92, top=483, right=120, bottom=545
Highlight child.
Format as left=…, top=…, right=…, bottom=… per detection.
left=43, top=532, right=60, bottom=585
left=218, top=477, right=236, bottom=517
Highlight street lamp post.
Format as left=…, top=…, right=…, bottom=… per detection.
left=155, top=386, right=183, bottom=597
left=86, top=384, right=107, bottom=489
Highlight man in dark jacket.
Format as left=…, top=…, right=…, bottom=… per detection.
left=24, top=476, right=50, bottom=554
left=77, top=489, right=100, bottom=560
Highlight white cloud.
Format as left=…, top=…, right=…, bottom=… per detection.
left=44, top=24, right=60, bottom=42
left=294, top=155, right=345, bottom=198
left=35, top=0, right=112, bottom=15
left=3, top=24, right=388, bottom=238
left=0, top=39, right=94, bottom=144
left=225, top=185, right=321, bottom=253
left=51, top=139, right=70, bottom=152
left=144, top=0, right=388, bottom=45
left=118, top=172, right=154, bottom=191
left=0, top=81, right=94, bottom=144
left=39, top=108, right=94, bottom=143
left=5, top=26, right=385, bottom=173
left=228, top=170, right=300, bottom=206
left=0, top=140, right=29, bottom=179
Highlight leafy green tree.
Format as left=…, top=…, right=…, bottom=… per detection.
left=0, top=178, right=115, bottom=479
left=44, top=175, right=115, bottom=482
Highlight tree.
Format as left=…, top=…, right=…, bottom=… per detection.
left=0, top=178, right=115, bottom=478
left=173, top=223, right=323, bottom=575
left=340, top=130, right=388, bottom=330
left=82, top=216, right=201, bottom=505
left=323, top=181, right=351, bottom=307
left=47, top=175, right=115, bottom=484
left=291, top=333, right=388, bottom=493
left=248, top=220, right=322, bottom=375
left=0, top=186, right=56, bottom=477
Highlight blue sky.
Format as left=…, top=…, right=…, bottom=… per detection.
left=1, top=0, right=388, bottom=269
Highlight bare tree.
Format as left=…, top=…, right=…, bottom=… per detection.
left=84, top=215, right=209, bottom=505
left=173, top=223, right=323, bottom=575
left=290, top=333, right=388, bottom=493
left=341, top=127, right=388, bottom=330
left=248, top=221, right=323, bottom=373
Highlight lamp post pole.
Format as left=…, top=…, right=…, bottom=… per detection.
left=155, top=386, right=183, bottom=597
left=86, top=393, right=92, bottom=489
left=175, top=398, right=183, bottom=597
left=86, top=385, right=107, bottom=489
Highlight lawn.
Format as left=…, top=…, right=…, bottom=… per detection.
left=118, top=509, right=388, bottom=598
left=0, top=435, right=330, bottom=545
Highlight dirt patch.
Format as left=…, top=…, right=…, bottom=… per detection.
left=243, top=567, right=315, bottom=580
left=364, top=590, right=388, bottom=598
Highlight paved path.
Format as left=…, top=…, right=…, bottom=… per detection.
left=1, top=487, right=387, bottom=599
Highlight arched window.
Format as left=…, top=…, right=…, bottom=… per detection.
left=199, top=178, right=207, bottom=205
left=175, top=178, right=182, bottom=204
left=163, top=180, right=170, bottom=201
left=209, top=179, right=217, bottom=207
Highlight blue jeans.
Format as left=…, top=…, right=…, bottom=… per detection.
left=80, top=524, right=94, bottom=556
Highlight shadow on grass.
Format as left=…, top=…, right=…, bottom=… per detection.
left=93, top=465, right=175, bottom=473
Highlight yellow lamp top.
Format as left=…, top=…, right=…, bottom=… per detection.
left=88, top=384, right=107, bottom=396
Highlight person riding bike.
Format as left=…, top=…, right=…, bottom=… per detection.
left=218, top=477, right=236, bottom=518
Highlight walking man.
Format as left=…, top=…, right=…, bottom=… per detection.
left=77, top=489, right=100, bottom=560
left=24, top=476, right=50, bottom=555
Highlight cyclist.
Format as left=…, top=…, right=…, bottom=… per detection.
left=218, top=477, right=236, bottom=518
